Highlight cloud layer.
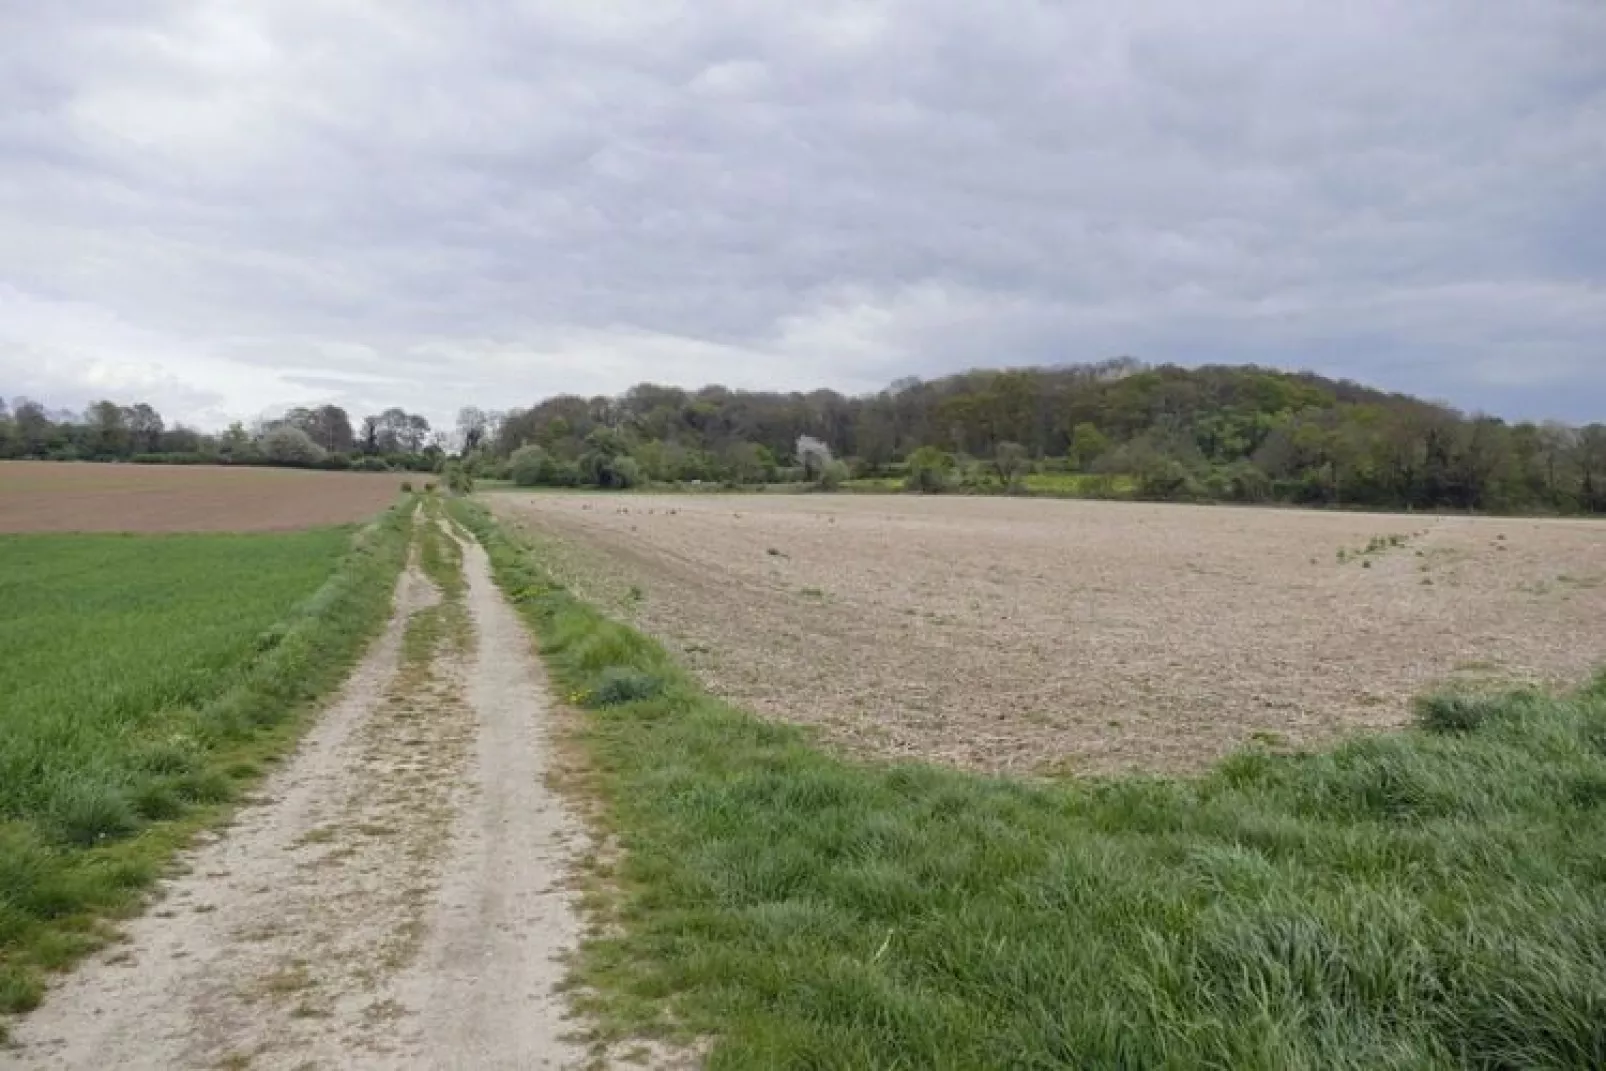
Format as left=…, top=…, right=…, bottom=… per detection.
left=2, top=1, right=1603, bottom=429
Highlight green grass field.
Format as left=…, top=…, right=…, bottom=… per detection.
left=0, top=512, right=410, bottom=1017
left=1021, top=470, right=1135, bottom=496
left=839, top=471, right=1136, bottom=497
left=456, top=500, right=1606, bottom=1070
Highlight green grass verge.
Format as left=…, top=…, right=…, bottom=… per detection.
left=0, top=502, right=414, bottom=1020
left=453, top=498, right=1606, bottom=1070
left=838, top=472, right=1136, bottom=498
left=1021, top=471, right=1136, bottom=497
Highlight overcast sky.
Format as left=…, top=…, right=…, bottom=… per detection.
left=2, top=1, right=1603, bottom=431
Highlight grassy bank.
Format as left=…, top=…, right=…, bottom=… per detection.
left=0, top=502, right=413, bottom=1019
left=454, top=498, right=1606, bottom=1070
left=841, top=472, right=1138, bottom=498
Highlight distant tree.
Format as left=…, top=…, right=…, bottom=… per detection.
left=1533, top=422, right=1578, bottom=508
left=86, top=401, right=131, bottom=457
left=219, top=422, right=253, bottom=460
left=313, top=405, right=355, bottom=453
left=128, top=403, right=165, bottom=454
left=610, top=455, right=643, bottom=489
left=578, top=427, right=641, bottom=489
left=1069, top=423, right=1110, bottom=469
left=796, top=435, right=835, bottom=484
left=359, top=414, right=381, bottom=454
left=13, top=399, right=50, bottom=455
left=258, top=425, right=326, bottom=466
left=992, top=441, right=1029, bottom=490
left=406, top=414, right=432, bottom=453
left=816, top=459, right=849, bottom=490
left=374, top=408, right=409, bottom=452
left=905, top=446, right=956, bottom=493
left=721, top=441, right=773, bottom=484
left=854, top=398, right=897, bottom=473
left=281, top=405, right=353, bottom=453
left=1578, top=425, right=1606, bottom=512
left=158, top=426, right=204, bottom=454
left=281, top=407, right=314, bottom=436
left=457, top=406, right=490, bottom=453
left=508, top=444, right=554, bottom=487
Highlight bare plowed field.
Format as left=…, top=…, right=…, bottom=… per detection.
left=0, top=461, right=408, bottom=532
left=491, top=492, right=1606, bottom=775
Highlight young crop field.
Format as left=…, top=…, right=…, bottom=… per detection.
left=0, top=489, right=409, bottom=1021
left=0, top=460, right=411, bottom=533
left=490, top=492, right=1606, bottom=774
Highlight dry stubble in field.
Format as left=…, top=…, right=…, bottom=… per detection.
left=0, top=460, right=410, bottom=532
left=492, top=492, right=1606, bottom=775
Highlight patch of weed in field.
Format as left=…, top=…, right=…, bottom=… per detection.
left=1339, top=532, right=1414, bottom=567
left=1247, top=729, right=1289, bottom=749
left=456, top=499, right=1606, bottom=1071
left=0, top=500, right=413, bottom=1015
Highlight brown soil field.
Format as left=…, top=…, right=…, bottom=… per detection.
left=491, top=491, right=1606, bottom=776
left=0, top=460, right=410, bottom=533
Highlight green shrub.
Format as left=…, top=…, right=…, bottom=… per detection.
left=257, top=425, right=326, bottom=467
left=509, top=444, right=553, bottom=487
left=610, top=455, right=643, bottom=489
left=1416, top=691, right=1530, bottom=733
left=1136, top=457, right=1204, bottom=500
left=904, top=446, right=956, bottom=493
left=818, top=459, right=849, bottom=490
left=588, top=667, right=667, bottom=707
left=443, top=459, right=474, bottom=495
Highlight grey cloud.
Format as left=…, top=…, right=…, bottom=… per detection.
left=1, top=0, right=1602, bottom=428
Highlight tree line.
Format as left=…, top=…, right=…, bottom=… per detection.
left=0, top=398, right=444, bottom=473
left=477, top=360, right=1605, bottom=513
left=7, top=360, right=1603, bottom=513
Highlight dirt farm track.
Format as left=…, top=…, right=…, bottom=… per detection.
left=0, top=461, right=408, bottom=533
left=493, top=492, right=1606, bottom=775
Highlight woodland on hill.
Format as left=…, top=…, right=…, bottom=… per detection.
left=487, top=360, right=1604, bottom=512
left=6, top=359, right=1604, bottom=512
